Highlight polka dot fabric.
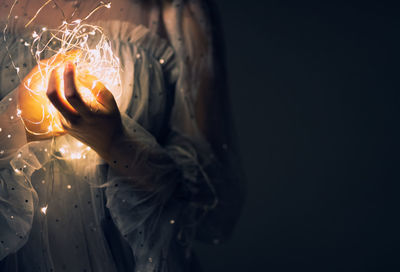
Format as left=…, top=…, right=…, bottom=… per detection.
left=0, top=1, right=244, bottom=271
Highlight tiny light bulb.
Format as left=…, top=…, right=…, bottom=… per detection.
left=41, top=205, right=48, bottom=215
left=48, top=105, right=57, bottom=115
left=71, top=153, right=82, bottom=159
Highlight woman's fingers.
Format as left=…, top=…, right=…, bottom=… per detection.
left=48, top=61, right=117, bottom=131
left=46, top=69, right=79, bottom=121
left=63, top=62, right=92, bottom=116
left=96, top=87, right=119, bottom=113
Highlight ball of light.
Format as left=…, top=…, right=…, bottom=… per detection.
left=17, top=21, right=122, bottom=137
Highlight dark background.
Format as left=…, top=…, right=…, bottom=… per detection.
left=195, top=1, right=400, bottom=271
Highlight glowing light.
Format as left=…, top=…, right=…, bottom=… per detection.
left=18, top=9, right=122, bottom=138
left=5, top=0, right=117, bottom=161
left=70, top=153, right=82, bottom=159
left=41, top=205, right=48, bottom=215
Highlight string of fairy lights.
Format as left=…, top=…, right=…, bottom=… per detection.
left=1, top=1, right=217, bottom=246
left=3, top=0, right=122, bottom=161
left=1, top=1, right=124, bottom=218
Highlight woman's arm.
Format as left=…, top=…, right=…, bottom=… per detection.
left=0, top=90, right=35, bottom=261
left=46, top=63, right=178, bottom=190
left=162, top=0, right=245, bottom=242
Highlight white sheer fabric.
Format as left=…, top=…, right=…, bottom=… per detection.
left=0, top=1, right=244, bottom=271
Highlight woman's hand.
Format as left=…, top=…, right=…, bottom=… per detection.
left=46, top=62, right=123, bottom=159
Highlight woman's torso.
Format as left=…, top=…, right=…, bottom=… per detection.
left=0, top=2, right=179, bottom=270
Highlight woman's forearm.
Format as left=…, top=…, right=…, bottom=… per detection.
left=99, top=125, right=177, bottom=190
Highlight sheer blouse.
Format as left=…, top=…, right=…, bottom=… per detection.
left=0, top=1, right=244, bottom=271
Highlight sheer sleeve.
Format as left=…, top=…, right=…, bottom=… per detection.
left=104, top=0, right=244, bottom=271
left=0, top=89, right=37, bottom=261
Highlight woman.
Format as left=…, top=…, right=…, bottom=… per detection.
left=0, top=0, right=244, bottom=271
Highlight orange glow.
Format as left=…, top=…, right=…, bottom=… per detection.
left=18, top=50, right=108, bottom=137
left=6, top=1, right=120, bottom=139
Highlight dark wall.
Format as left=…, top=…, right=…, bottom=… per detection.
left=195, top=1, right=400, bottom=271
